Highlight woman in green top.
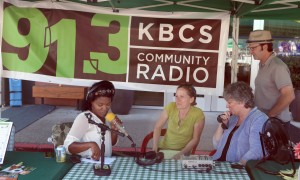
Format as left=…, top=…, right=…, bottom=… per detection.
left=152, top=84, right=205, bottom=159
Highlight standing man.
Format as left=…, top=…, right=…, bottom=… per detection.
left=247, top=30, right=295, bottom=125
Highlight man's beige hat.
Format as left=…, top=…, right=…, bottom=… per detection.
left=247, top=30, right=273, bottom=44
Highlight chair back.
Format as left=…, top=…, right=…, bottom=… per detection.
left=49, top=122, right=73, bottom=148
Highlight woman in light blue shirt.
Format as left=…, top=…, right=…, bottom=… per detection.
left=212, top=81, right=268, bottom=165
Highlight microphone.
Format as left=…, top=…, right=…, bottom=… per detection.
left=105, top=112, right=133, bottom=142
left=85, top=112, right=125, bottom=137
left=217, top=114, right=228, bottom=129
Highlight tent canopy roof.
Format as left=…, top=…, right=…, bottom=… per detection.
left=66, top=0, right=300, bottom=20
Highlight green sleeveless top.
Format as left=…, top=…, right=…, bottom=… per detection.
left=159, top=102, right=204, bottom=150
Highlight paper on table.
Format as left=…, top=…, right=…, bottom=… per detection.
left=81, top=157, right=116, bottom=165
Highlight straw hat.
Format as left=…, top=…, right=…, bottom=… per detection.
left=247, top=30, right=273, bottom=44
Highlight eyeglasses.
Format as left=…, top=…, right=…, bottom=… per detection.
left=248, top=45, right=260, bottom=51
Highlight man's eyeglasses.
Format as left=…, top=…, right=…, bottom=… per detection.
left=248, top=45, right=261, bottom=51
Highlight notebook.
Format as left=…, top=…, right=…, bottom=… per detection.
left=0, top=121, right=13, bottom=164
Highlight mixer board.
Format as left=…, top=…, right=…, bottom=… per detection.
left=181, top=155, right=215, bottom=170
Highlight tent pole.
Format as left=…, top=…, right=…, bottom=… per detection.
left=0, top=78, right=3, bottom=118
left=231, top=15, right=240, bottom=83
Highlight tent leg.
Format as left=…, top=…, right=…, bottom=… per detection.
left=231, top=15, right=240, bottom=83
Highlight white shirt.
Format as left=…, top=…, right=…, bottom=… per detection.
left=64, top=111, right=112, bottom=157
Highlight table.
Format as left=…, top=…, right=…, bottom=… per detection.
left=246, top=160, right=300, bottom=180
left=63, top=157, right=249, bottom=179
left=1, top=151, right=74, bottom=180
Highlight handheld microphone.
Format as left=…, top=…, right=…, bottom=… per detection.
left=105, top=112, right=133, bottom=142
left=85, top=112, right=125, bottom=137
left=217, top=114, right=228, bottom=129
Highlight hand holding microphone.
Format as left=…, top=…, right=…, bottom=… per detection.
left=217, top=112, right=231, bottom=129
left=105, top=112, right=134, bottom=142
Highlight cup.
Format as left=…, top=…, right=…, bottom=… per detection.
left=55, top=145, right=66, bottom=163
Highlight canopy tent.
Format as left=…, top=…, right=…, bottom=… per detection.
left=1, top=1, right=299, bottom=85
left=3, top=0, right=300, bottom=78
left=1, top=0, right=299, bottom=98
left=67, top=0, right=300, bottom=20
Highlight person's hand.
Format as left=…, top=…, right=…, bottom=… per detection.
left=152, top=146, right=159, bottom=153
left=219, top=111, right=231, bottom=125
left=110, top=115, right=123, bottom=131
left=89, top=142, right=101, bottom=160
left=172, top=153, right=182, bottom=160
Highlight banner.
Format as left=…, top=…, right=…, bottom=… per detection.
left=0, top=0, right=230, bottom=95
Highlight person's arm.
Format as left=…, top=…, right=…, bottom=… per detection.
left=172, top=117, right=205, bottom=159
left=268, top=85, right=295, bottom=118
left=68, top=141, right=100, bottom=160
left=64, top=114, right=101, bottom=160
left=212, top=112, right=230, bottom=148
left=152, top=110, right=168, bottom=152
left=212, top=124, right=225, bottom=148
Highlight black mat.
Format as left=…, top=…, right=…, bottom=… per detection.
left=1, top=105, right=56, bottom=132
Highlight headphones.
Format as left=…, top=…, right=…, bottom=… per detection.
left=135, top=151, right=164, bottom=166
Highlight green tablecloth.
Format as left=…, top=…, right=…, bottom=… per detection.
left=1, top=151, right=74, bottom=180
left=246, top=160, right=299, bottom=180
left=63, top=157, right=249, bottom=179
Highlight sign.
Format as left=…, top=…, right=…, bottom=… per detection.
left=0, top=0, right=229, bottom=95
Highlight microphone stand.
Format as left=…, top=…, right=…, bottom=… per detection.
left=87, top=118, right=125, bottom=176
left=97, top=127, right=111, bottom=176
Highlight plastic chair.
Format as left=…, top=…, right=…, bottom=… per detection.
left=140, top=128, right=197, bottom=156
left=48, top=122, right=73, bottom=148
left=209, top=149, right=216, bottom=156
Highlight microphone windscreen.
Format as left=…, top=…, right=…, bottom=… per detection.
left=105, top=112, right=115, bottom=122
